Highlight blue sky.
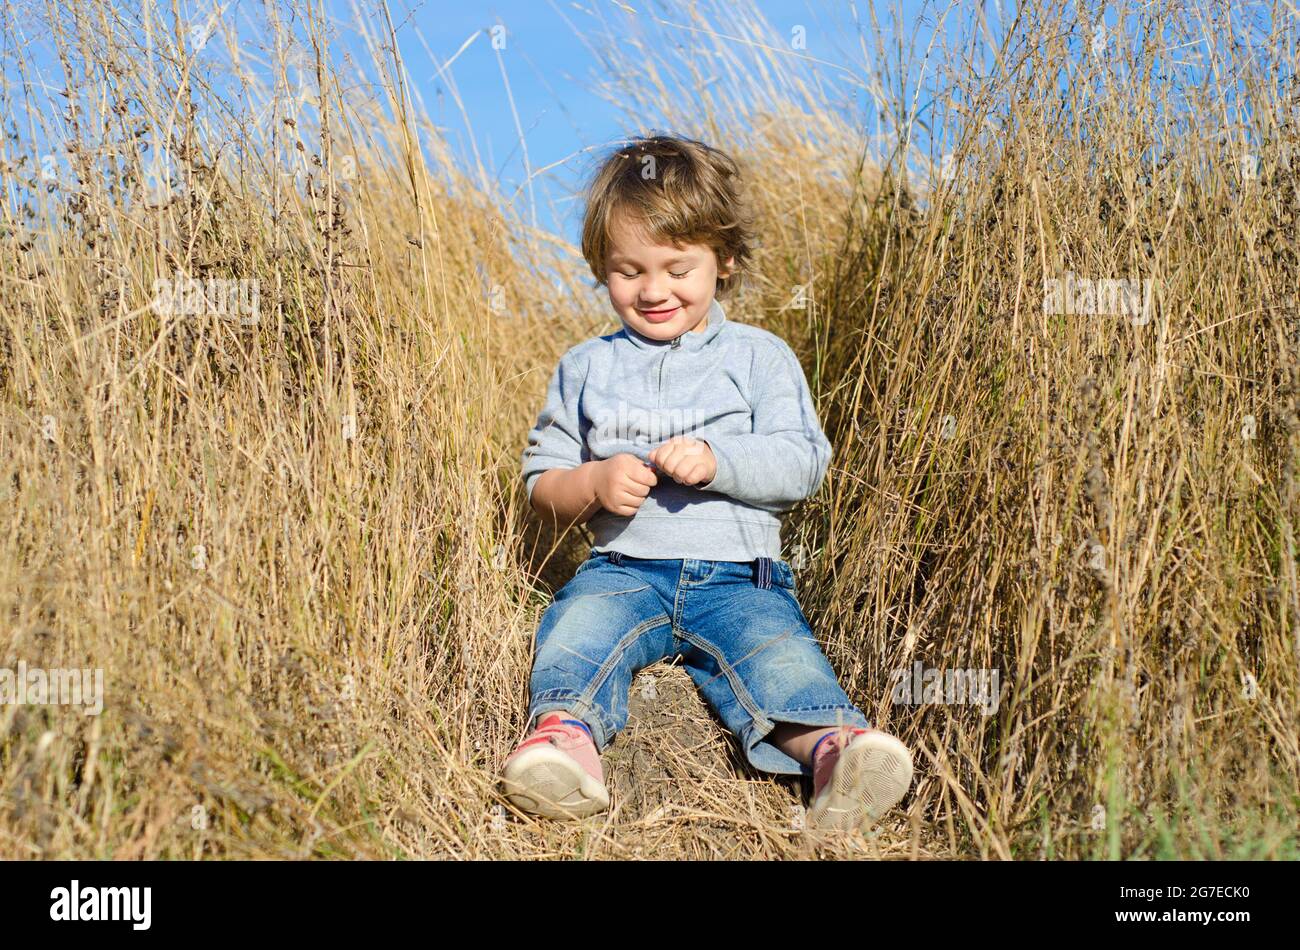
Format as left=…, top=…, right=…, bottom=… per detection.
left=398, top=0, right=955, bottom=238
left=3, top=0, right=981, bottom=240
left=6, top=2, right=1289, bottom=242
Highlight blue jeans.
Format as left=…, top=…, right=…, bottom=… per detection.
left=526, top=548, right=871, bottom=776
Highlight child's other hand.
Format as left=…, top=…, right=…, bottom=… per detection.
left=589, top=454, right=658, bottom=517
left=648, top=436, right=717, bottom=488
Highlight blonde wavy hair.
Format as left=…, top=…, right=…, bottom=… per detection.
left=580, top=134, right=755, bottom=298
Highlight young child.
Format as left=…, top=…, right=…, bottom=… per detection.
left=500, top=134, right=913, bottom=832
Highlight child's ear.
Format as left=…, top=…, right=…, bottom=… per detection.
left=718, top=254, right=736, bottom=278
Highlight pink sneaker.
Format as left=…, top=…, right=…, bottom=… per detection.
left=807, top=726, right=913, bottom=831
left=500, top=712, right=610, bottom=819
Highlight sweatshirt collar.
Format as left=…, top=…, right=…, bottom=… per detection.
left=619, top=298, right=727, bottom=351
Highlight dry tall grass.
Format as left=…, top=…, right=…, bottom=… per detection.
left=1, top=0, right=1296, bottom=859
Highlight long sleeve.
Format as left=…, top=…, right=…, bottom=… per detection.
left=522, top=350, right=587, bottom=504
left=697, top=339, right=832, bottom=512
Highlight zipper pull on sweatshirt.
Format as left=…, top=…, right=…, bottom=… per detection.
left=671, top=335, right=681, bottom=348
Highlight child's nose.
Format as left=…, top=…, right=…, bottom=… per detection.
left=639, top=276, right=669, bottom=302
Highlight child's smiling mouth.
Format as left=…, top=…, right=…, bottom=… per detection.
left=637, top=305, right=680, bottom=322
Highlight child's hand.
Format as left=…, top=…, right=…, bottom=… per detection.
left=589, top=454, right=658, bottom=517
left=648, top=436, right=717, bottom=488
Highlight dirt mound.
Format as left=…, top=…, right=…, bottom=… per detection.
left=596, top=661, right=886, bottom=858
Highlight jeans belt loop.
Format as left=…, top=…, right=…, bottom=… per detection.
left=754, top=556, right=772, bottom=589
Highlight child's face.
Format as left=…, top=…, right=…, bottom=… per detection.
left=605, top=213, right=734, bottom=341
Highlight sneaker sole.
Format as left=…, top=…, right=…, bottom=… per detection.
left=807, top=731, right=913, bottom=832
left=500, top=744, right=611, bottom=820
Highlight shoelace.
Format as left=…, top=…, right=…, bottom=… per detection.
left=814, top=727, right=869, bottom=765
left=519, top=721, right=590, bottom=752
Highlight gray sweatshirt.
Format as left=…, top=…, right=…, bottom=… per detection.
left=521, top=297, right=832, bottom=561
